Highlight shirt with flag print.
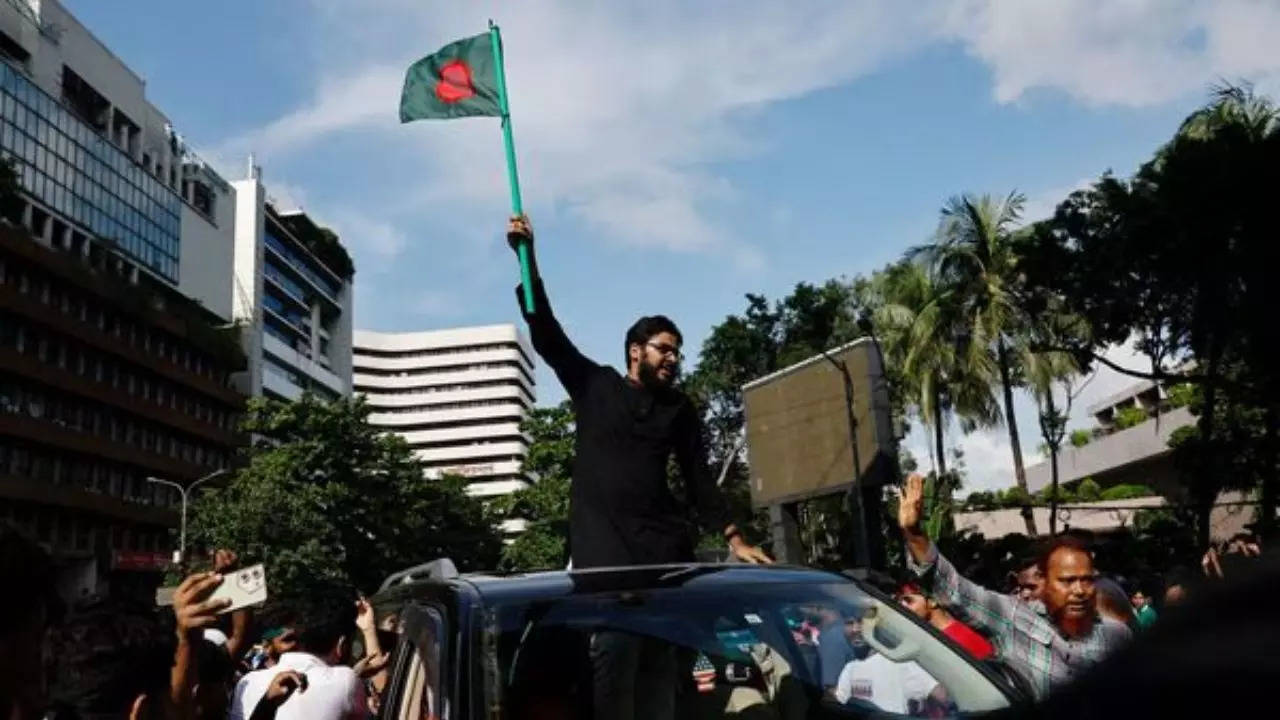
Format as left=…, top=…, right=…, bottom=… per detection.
left=692, top=653, right=717, bottom=693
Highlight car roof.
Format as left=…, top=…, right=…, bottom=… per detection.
left=452, top=563, right=851, bottom=604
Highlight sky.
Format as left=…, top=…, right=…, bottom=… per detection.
left=65, top=0, right=1280, bottom=492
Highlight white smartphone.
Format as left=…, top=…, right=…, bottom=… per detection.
left=155, top=563, right=268, bottom=613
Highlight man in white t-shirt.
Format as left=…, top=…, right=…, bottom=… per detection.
left=230, top=594, right=366, bottom=720
left=834, top=652, right=942, bottom=715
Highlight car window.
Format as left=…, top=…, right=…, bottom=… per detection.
left=387, top=604, right=445, bottom=720
left=487, top=578, right=1010, bottom=719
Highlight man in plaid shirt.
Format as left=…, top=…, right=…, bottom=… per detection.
left=897, top=474, right=1131, bottom=700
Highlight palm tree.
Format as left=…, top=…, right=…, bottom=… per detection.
left=913, top=192, right=1039, bottom=535
left=1027, top=348, right=1082, bottom=536
left=876, top=262, right=1000, bottom=477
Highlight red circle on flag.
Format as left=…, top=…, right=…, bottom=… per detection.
left=435, top=60, right=476, bottom=104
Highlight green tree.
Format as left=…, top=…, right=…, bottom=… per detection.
left=963, top=491, right=999, bottom=511
left=1075, top=478, right=1102, bottom=502
left=187, top=395, right=501, bottom=603
left=875, top=261, right=999, bottom=477
left=1070, top=429, right=1093, bottom=448
left=1022, top=85, right=1280, bottom=543
left=1113, top=406, right=1149, bottom=430
left=685, top=278, right=917, bottom=566
left=496, top=403, right=575, bottom=571
left=1099, top=484, right=1156, bottom=501
left=1028, top=351, right=1085, bottom=536
left=914, top=192, right=1039, bottom=535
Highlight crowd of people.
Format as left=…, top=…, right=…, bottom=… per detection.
left=2, top=213, right=1274, bottom=720
left=1, top=527, right=395, bottom=720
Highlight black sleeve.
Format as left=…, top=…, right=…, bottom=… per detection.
left=674, top=399, right=731, bottom=533
left=516, top=280, right=599, bottom=400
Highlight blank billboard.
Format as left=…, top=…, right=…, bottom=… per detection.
left=742, top=338, right=895, bottom=508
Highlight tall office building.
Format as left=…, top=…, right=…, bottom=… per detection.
left=230, top=170, right=354, bottom=402
left=353, top=325, right=535, bottom=504
left=0, top=0, right=245, bottom=599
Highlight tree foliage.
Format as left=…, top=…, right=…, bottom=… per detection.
left=1023, top=84, right=1280, bottom=542
left=496, top=403, right=575, bottom=571
left=187, top=395, right=501, bottom=603
left=874, top=261, right=999, bottom=477
left=1099, top=484, right=1157, bottom=502
left=913, top=192, right=1042, bottom=535
left=1113, top=405, right=1149, bottom=430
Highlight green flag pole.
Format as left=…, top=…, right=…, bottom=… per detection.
left=489, top=21, right=535, bottom=314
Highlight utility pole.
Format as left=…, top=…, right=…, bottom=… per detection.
left=820, top=348, right=871, bottom=572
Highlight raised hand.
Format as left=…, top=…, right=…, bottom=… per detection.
left=896, top=473, right=934, bottom=565
left=731, top=541, right=775, bottom=565
left=212, top=548, right=238, bottom=573
left=353, top=651, right=391, bottom=679
left=898, top=473, right=926, bottom=534
left=250, top=670, right=307, bottom=718
left=355, top=596, right=376, bottom=632
left=173, top=571, right=230, bottom=637
left=507, top=214, right=534, bottom=253
left=264, top=670, right=307, bottom=704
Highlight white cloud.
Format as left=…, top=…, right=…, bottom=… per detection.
left=305, top=207, right=410, bottom=274
left=212, top=0, right=1280, bottom=272
left=217, top=1, right=936, bottom=260
left=1020, top=178, right=1093, bottom=225
left=218, top=65, right=404, bottom=159
left=411, top=290, right=462, bottom=319
left=940, top=0, right=1280, bottom=106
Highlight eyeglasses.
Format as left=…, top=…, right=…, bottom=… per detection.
left=646, top=342, right=682, bottom=360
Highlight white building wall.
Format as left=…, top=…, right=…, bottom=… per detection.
left=354, top=325, right=536, bottom=513
left=230, top=178, right=265, bottom=398
left=227, top=172, right=353, bottom=401
left=177, top=200, right=235, bottom=321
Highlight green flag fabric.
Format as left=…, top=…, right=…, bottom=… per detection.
left=400, top=33, right=503, bottom=122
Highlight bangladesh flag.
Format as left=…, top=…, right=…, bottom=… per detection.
left=400, top=33, right=503, bottom=122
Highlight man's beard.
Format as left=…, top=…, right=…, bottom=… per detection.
left=638, top=358, right=679, bottom=391
left=1050, top=604, right=1095, bottom=639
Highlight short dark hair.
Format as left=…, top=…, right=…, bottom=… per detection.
left=624, top=315, right=682, bottom=365
left=1036, top=534, right=1094, bottom=575
left=297, top=591, right=357, bottom=656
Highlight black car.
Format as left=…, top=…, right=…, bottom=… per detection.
left=370, top=559, right=1024, bottom=719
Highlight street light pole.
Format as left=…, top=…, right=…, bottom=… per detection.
left=147, top=468, right=229, bottom=565
left=820, top=348, right=871, bottom=572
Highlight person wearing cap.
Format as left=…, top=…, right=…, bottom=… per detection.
left=260, top=624, right=300, bottom=669
left=896, top=581, right=995, bottom=661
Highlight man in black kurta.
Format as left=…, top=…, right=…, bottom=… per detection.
left=508, top=215, right=771, bottom=570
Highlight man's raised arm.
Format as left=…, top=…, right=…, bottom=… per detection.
left=897, top=473, right=1016, bottom=636
left=508, top=215, right=597, bottom=399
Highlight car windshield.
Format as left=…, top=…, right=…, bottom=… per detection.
left=489, top=573, right=1011, bottom=719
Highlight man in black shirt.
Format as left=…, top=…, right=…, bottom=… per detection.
left=508, top=215, right=771, bottom=569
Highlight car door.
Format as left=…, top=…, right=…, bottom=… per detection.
left=382, top=602, right=449, bottom=720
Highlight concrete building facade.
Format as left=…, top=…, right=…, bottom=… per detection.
left=0, top=0, right=246, bottom=600
left=353, top=325, right=535, bottom=501
left=1025, top=378, right=1195, bottom=497
left=229, top=171, right=353, bottom=403
left=0, top=0, right=236, bottom=319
